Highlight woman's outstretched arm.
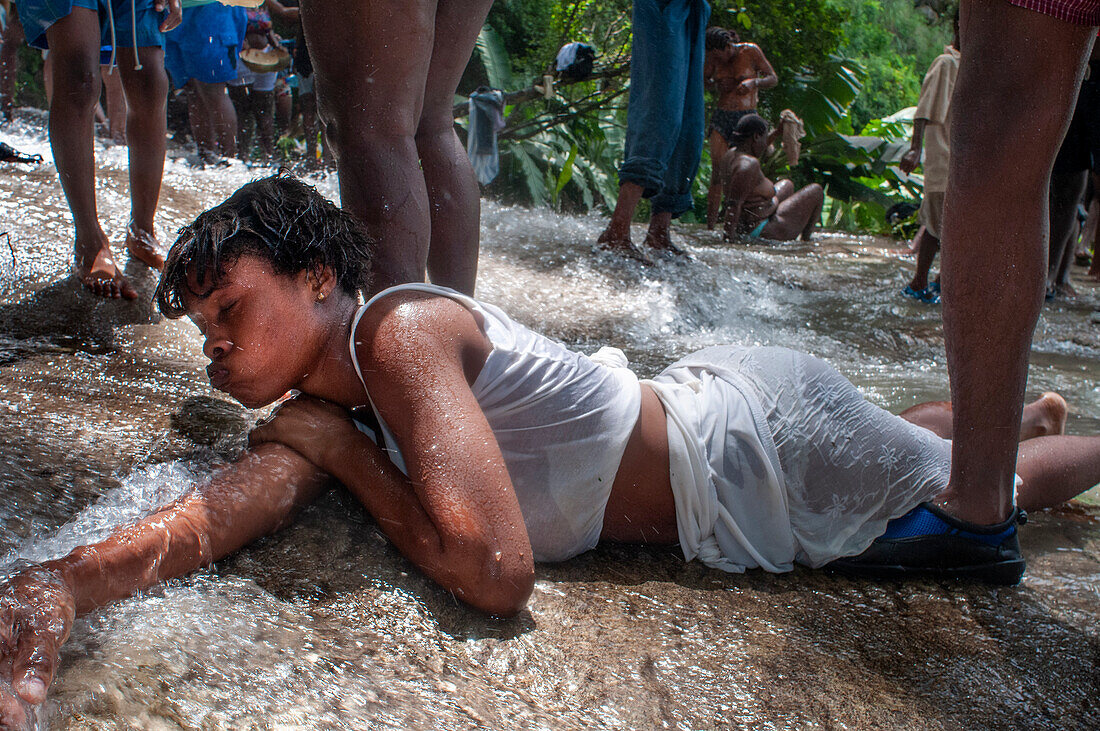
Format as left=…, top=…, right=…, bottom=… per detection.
left=0, top=443, right=330, bottom=727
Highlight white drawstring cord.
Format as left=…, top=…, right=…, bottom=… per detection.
left=130, top=0, right=142, bottom=71
left=106, top=0, right=117, bottom=72
left=104, top=0, right=144, bottom=73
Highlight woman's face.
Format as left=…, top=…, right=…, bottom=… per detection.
left=752, top=131, right=769, bottom=158
left=183, top=254, right=329, bottom=409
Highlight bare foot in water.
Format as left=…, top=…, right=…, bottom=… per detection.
left=1020, top=391, right=1069, bottom=440
left=1053, top=281, right=1078, bottom=298
left=126, top=224, right=165, bottom=270
left=597, top=224, right=653, bottom=264
left=643, top=229, right=690, bottom=260
left=74, top=234, right=138, bottom=300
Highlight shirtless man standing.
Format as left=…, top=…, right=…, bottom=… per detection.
left=703, top=26, right=777, bottom=229
left=719, top=113, right=822, bottom=242
left=13, top=0, right=180, bottom=299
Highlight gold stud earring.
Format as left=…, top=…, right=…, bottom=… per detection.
left=316, top=292, right=326, bottom=303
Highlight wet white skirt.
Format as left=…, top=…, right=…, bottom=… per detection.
left=646, top=346, right=950, bottom=572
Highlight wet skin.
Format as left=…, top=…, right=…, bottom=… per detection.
left=4, top=255, right=1100, bottom=726
left=935, top=0, right=1097, bottom=526
left=300, top=0, right=493, bottom=294
left=704, top=42, right=777, bottom=228
left=719, top=134, right=823, bottom=242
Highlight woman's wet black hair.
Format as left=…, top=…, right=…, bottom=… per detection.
left=155, top=172, right=376, bottom=318
left=705, top=26, right=736, bottom=50
left=729, top=113, right=769, bottom=147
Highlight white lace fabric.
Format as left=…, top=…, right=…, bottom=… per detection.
left=651, top=346, right=949, bottom=572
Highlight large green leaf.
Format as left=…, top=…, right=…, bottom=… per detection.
left=474, top=27, right=514, bottom=92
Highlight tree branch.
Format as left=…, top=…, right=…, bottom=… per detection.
left=452, top=63, right=630, bottom=119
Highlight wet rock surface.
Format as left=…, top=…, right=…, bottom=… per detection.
left=1, top=114, right=1098, bottom=729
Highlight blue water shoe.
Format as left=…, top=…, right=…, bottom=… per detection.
left=827, top=502, right=1027, bottom=585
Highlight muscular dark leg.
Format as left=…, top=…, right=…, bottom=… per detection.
left=935, top=1, right=1095, bottom=525
left=908, top=227, right=941, bottom=291
left=760, top=183, right=824, bottom=241
left=228, top=84, right=251, bottom=159
left=706, top=130, right=728, bottom=229
left=118, top=45, right=169, bottom=270
left=416, top=0, right=493, bottom=295
left=1047, top=168, right=1088, bottom=296
left=301, top=0, right=435, bottom=289
left=45, top=10, right=137, bottom=299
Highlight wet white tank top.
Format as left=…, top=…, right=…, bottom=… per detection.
left=348, top=283, right=643, bottom=562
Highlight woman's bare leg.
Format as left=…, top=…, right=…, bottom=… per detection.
left=706, top=131, right=729, bottom=229
left=301, top=0, right=435, bottom=290
left=228, top=84, right=251, bottom=159
left=1015, top=434, right=1100, bottom=511
left=900, top=392, right=1068, bottom=441
left=417, top=0, right=493, bottom=294
left=44, top=10, right=138, bottom=299
left=759, top=183, right=824, bottom=241
left=100, top=64, right=127, bottom=143
left=117, top=45, right=169, bottom=271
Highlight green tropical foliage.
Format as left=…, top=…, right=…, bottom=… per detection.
left=464, top=0, right=938, bottom=235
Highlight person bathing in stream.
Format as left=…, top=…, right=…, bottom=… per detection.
left=3, top=174, right=1100, bottom=727
left=702, top=26, right=777, bottom=230
left=718, top=114, right=824, bottom=242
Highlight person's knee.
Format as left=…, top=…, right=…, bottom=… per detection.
left=123, top=66, right=169, bottom=110
left=50, top=56, right=101, bottom=110
left=807, top=183, right=824, bottom=203
left=414, top=111, right=456, bottom=152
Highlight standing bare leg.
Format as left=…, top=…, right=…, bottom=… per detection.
left=706, top=130, right=728, bottom=229
left=935, top=1, right=1095, bottom=529
left=100, top=64, right=127, bottom=143
left=45, top=9, right=138, bottom=299
left=300, top=0, right=434, bottom=289
left=118, top=45, right=169, bottom=270
left=415, top=0, right=493, bottom=295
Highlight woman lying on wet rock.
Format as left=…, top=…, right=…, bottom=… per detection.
left=2, top=173, right=1099, bottom=727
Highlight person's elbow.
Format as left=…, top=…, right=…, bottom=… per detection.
left=471, top=567, right=535, bottom=618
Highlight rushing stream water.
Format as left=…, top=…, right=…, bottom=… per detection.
left=1, top=111, right=1098, bottom=729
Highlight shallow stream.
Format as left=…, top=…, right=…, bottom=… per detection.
left=1, top=112, right=1098, bottom=729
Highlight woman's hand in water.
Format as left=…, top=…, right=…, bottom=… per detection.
left=248, top=396, right=359, bottom=473
left=0, top=565, right=76, bottom=729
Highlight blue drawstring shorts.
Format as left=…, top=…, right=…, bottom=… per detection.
left=15, top=0, right=164, bottom=54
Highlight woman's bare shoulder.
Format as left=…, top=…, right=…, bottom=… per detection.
left=353, top=290, right=489, bottom=384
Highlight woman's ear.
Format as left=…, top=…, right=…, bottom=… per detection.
left=307, top=265, right=338, bottom=302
